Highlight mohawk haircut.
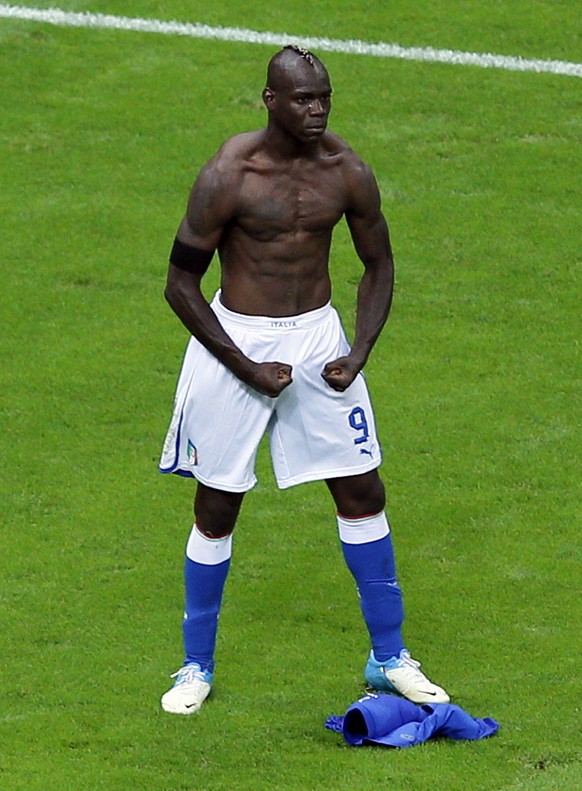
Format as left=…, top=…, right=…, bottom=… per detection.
left=283, top=44, right=316, bottom=66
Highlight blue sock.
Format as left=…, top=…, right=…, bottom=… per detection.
left=337, top=512, right=405, bottom=661
left=182, top=525, right=232, bottom=673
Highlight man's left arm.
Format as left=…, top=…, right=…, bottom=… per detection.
left=322, top=162, right=394, bottom=392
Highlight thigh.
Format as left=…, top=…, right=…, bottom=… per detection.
left=270, top=368, right=382, bottom=489
left=159, top=336, right=275, bottom=492
left=268, top=306, right=383, bottom=489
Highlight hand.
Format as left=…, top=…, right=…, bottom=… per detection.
left=250, top=361, right=293, bottom=398
left=321, top=356, right=360, bottom=392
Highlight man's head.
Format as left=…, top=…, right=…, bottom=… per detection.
left=263, top=46, right=332, bottom=143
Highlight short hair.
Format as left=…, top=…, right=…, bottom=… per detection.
left=266, top=46, right=327, bottom=91
left=283, top=44, right=316, bottom=67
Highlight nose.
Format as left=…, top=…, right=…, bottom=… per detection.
left=309, top=99, right=326, bottom=116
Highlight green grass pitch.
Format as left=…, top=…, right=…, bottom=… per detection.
left=1, top=2, right=581, bottom=789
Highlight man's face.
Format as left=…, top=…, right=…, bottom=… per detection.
left=264, top=62, right=332, bottom=144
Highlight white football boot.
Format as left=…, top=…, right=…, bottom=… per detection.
left=365, top=649, right=450, bottom=704
left=161, top=664, right=213, bottom=714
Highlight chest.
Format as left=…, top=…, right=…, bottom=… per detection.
left=237, top=163, right=347, bottom=235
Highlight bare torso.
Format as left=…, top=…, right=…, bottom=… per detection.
left=166, top=50, right=393, bottom=397
left=202, top=130, right=358, bottom=316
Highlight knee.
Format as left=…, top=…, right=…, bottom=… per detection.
left=194, top=484, right=244, bottom=538
left=327, top=471, right=386, bottom=517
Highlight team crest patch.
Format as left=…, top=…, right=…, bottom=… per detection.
left=187, top=440, right=198, bottom=466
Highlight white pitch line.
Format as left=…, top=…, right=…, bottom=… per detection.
left=1, top=4, right=581, bottom=78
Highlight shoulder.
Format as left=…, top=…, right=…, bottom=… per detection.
left=321, top=132, right=381, bottom=215
left=321, top=129, right=355, bottom=157
left=322, top=131, right=376, bottom=184
left=192, top=131, right=263, bottom=191
left=209, top=131, right=264, bottom=169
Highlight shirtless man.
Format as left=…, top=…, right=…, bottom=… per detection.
left=159, top=46, right=449, bottom=714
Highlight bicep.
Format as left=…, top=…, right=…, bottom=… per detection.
left=349, top=212, right=392, bottom=264
left=345, top=167, right=393, bottom=265
left=177, top=161, right=236, bottom=250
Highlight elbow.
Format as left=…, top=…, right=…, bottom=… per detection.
left=364, top=255, right=393, bottom=286
left=164, top=279, right=178, bottom=309
left=164, top=270, right=186, bottom=314
left=386, top=256, right=395, bottom=287
left=164, top=280, right=176, bottom=306
left=164, top=266, right=202, bottom=316
left=378, top=254, right=394, bottom=288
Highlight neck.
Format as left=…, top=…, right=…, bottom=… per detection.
left=262, top=124, right=322, bottom=160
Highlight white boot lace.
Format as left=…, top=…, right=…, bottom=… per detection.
left=171, top=665, right=206, bottom=685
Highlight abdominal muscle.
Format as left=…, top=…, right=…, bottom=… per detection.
left=217, top=229, right=334, bottom=317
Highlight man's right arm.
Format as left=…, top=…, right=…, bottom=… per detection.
left=164, top=156, right=292, bottom=398
left=321, top=155, right=394, bottom=392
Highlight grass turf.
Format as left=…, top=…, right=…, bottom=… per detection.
left=1, top=2, right=581, bottom=789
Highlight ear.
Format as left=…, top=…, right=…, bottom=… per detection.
left=262, top=87, right=275, bottom=109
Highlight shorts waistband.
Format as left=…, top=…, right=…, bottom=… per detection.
left=211, top=290, right=332, bottom=330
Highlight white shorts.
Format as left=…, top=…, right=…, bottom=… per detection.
left=159, top=292, right=382, bottom=492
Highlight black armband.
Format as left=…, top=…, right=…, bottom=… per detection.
left=169, top=237, right=215, bottom=274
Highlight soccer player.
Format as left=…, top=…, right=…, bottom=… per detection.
left=159, top=46, right=449, bottom=714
